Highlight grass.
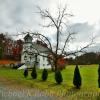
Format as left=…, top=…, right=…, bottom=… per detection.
left=0, top=65, right=100, bottom=99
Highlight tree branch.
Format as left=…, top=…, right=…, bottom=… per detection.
left=64, top=36, right=95, bottom=57
left=61, top=32, right=76, bottom=54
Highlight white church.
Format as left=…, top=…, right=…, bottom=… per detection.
left=21, top=34, right=51, bottom=69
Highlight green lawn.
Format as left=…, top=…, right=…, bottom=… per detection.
left=0, top=65, right=100, bottom=99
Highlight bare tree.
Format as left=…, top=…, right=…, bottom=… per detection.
left=36, top=5, right=95, bottom=71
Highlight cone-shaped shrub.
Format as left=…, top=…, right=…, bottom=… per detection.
left=31, top=66, right=37, bottom=79
left=24, top=68, right=28, bottom=78
left=42, top=68, right=48, bottom=81
left=55, top=70, right=63, bottom=84
left=98, top=64, right=100, bottom=88
left=73, top=65, right=82, bottom=89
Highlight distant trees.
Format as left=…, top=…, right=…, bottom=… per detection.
left=0, top=43, right=4, bottom=59
left=73, top=65, right=82, bottom=89
left=12, top=39, right=23, bottom=60
left=75, top=52, right=98, bottom=64
left=68, top=57, right=75, bottom=65
left=0, top=33, right=23, bottom=60
left=68, top=52, right=100, bottom=65
left=0, top=34, right=5, bottom=59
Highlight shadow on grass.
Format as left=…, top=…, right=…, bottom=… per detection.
left=96, top=92, right=100, bottom=100
left=23, top=77, right=33, bottom=80
left=48, top=83, right=58, bottom=87
left=48, top=83, right=69, bottom=88
left=64, top=87, right=80, bottom=97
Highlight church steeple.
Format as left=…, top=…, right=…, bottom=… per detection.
left=24, top=34, right=32, bottom=43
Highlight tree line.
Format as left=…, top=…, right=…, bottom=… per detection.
left=68, top=52, right=100, bottom=65
left=0, top=33, right=23, bottom=60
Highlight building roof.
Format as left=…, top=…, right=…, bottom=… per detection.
left=24, top=34, right=32, bottom=40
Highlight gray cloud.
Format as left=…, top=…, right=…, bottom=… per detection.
left=0, top=0, right=52, bottom=34
left=69, top=22, right=95, bottom=42
left=0, top=0, right=100, bottom=52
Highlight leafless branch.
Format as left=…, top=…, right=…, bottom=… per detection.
left=61, top=32, right=76, bottom=54
left=37, top=5, right=95, bottom=70
left=39, top=21, right=54, bottom=28
left=37, top=6, right=58, bottom=28
left=64, top=36, right=95, bottom=57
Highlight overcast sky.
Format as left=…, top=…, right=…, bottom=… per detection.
left=0, top=0, right=100, bottom=51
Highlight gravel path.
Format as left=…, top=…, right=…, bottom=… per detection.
left=0, top=83, right=60, bottom=100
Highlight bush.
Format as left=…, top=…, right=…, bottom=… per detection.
left=42, top=68, right=48, bottom=81
left=98, top=64, right=100, bottom=88
left=31, top=66, right=37, bottom=79
left=73, top=65, right=82, bottom=89
left=55, top=70, right=63, bottom=84
left=24, top=68, right=28, bottom=78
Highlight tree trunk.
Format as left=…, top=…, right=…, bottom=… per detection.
left=54, top=58, right=58, bottom=71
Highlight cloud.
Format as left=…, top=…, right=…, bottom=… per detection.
left=0, top=0, right=100, bottom=52
left=55, top=22, right=98, bottom=51
left=0, top=0, right=52, bottom=34
left=69, top=22, right=95, bottom=42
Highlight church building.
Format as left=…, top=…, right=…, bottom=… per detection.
left=21, top=34, right=51, bottom=69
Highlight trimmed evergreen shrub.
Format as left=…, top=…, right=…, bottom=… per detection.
left=98, top=64, right=100, bottom=88
left=55, top=70, right=63, bottom=84
left=31, top=66, right=37, bottom=79
left=42, top=68, right=48, bottom=81
left=24, top=68, right=28, bottom=78
left=73, top=65, right=82, bottom=89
